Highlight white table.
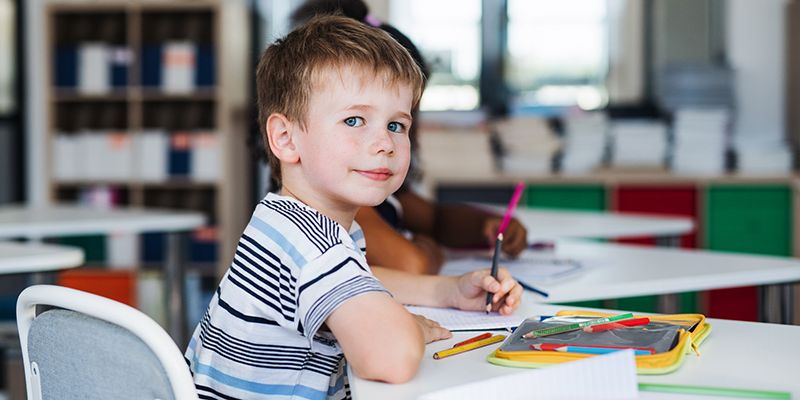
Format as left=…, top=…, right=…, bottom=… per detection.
left=471, top=239, right=798, bottom=323
left=349, top=301, right=800, bottom=399
left=0, top=242, right=84, bottom=274
left=0, top=204, right=205, bottom=345
left=474, top=203, right=694, bottom=243
left=537, top=240, right=800, bottom=305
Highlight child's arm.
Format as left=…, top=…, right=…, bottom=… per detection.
left=372, top=266, right=523, bottom=315
left=325, top=291, right=451, bottom=384
left=397, top=190, right=529, bottom=258
left=356, top=206, right=444, bottom=274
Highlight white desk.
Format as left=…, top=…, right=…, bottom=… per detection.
left=0, top=205, right=204, bottom=238
left=0, top=204, right=205, bottom=345
left=0, top=242, right=84, bottom=274
left=474, top=203, right=694, bottom=242
left=349, top=301, right=800, bottom=399
left=536, top=240, right=800, bottom=305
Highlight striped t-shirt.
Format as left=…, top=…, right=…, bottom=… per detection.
left=185, top=193, right=387, bottom=399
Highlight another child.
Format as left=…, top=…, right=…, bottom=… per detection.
left=185, top=16, right=522, bottom=399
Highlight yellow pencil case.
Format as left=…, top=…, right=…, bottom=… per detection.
left=488, top=310, right=711, bottom=375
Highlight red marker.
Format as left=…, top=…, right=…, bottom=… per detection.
left=582, top=317, right=650, bottom=333
left=452, top=332, right=492, bottom=348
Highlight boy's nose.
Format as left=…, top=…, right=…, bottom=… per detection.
left=371, top=129, right=395, bottom=155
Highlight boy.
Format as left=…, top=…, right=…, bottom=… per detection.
left=185, top=15, right=522, bottom=399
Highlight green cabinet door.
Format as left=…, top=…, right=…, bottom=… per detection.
left=705, top=185, right=792, bottom=321
left=706, top=185, right=792, bottom=256
left=526, top=184, right=606, bottom=211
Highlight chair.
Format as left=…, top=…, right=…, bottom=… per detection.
left=16, top=285, right=198, bottom=400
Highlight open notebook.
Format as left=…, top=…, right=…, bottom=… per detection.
left=405, top=306, right=526, bottom=331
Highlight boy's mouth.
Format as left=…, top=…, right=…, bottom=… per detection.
left=355, top=168, right=393, bottom=181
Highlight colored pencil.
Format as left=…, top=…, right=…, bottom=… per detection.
left=638, top=383, right=791, bottom=399
left=452, top=332, right=493, bottom=348
left=582, top=317, right=650, bottom=333
left=530, top=343, right=656, bottom=355
left=522, top=313, right=634, bottom=338
left=485, top=233, right=503, bottom=314
left=433, top=335, right=506, bottom=360
left=496, top=181, right=525, bottom=236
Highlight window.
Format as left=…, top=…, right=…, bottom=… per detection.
left=389, top=0, right=609, bottom=113
left=0, top=0, right=15, bottom=113
left=506, top=0, right=609, bottom=111
left=390, top=0, right=481, bottom=111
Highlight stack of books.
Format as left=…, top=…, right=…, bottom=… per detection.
left=52, top=130, right=221, bottom=182
left=609, top=120, right=667, bottom=168
left=56, top=42, right=131, bottom=93
left=419, top=128, right=495, bottom=178
left=734, top=137, right=793, bottom=176
left=560, top=112, right=608, bottom=174
left=656, top=64, right=734, bottom=112
left=671, top=108, right=729, bottom=176
left=493, top=117, right=561, bottom=175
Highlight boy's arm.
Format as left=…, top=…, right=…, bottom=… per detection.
left=325, top=292, right=449, bottom=384
left=372, top=266, right=522, bottom=315
left=355, top=207, right=444, bottom=274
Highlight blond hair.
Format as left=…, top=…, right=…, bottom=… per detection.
left=256, top=15, right=425, bottom=185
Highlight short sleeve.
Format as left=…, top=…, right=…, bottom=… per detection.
left=296, top=244, right=387, bottom=339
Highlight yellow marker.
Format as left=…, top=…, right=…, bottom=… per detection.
left=433, top=334, right=506, bottom=360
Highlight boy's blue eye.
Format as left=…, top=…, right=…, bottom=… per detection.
left=387, top=121, right=406, bottom=133
left=344, top=117, right=364, bottom=127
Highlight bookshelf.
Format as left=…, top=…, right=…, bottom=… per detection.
left=41, top=1, right=250, bottom=324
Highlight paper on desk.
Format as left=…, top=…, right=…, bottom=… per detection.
left=406, top=306, right=526, bottom=331
left=440, top=251, right=583, bottom=286
left=418, top=349, right=638, bottom=400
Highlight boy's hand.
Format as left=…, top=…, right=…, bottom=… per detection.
left=411, top=314, right=452, bottom=344
left=482, top=217, right=528, bottom=258
left=448, top=268, right=523, bottom=315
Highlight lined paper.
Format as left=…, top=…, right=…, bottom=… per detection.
left=418, top=349, right=638, bottom=400
left=406, top=306, right=526, bottom=331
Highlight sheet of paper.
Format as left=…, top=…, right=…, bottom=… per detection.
left=440, top=251, right=583, bottom=287
left=405, top=306, right=526, bottom=331
left=418, top=349, right=639, bottom=400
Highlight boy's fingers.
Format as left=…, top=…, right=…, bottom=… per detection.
left=481, top=274, right=501, bottom=294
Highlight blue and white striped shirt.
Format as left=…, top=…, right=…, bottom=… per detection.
left=185, top=193, right=386, bottom=399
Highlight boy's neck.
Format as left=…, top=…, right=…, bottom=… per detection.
left=279, top=185, right=356, bottom=231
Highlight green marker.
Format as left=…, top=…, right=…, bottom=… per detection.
left=522, top=313, right=634, bottom=338
left=639, top=383, right=791, bottom=399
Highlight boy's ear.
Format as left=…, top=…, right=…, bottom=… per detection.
left=266, top=113, right=300, bottom=163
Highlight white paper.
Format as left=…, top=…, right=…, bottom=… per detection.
left=406, top=306, right=526, bottom=331
left=440, top=252, right=583, bottom=287
left=418, top=349, right=639, bottom=400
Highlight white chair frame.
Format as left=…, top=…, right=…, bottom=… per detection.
left=16, top=284, right=199, bottom=400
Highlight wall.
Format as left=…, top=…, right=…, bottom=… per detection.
left=727, top=0, right=786, bottom=140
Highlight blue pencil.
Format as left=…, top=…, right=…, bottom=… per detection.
left=515, top=279, right=549, bottom=298
left=531, top=344, right=652, bottom=356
